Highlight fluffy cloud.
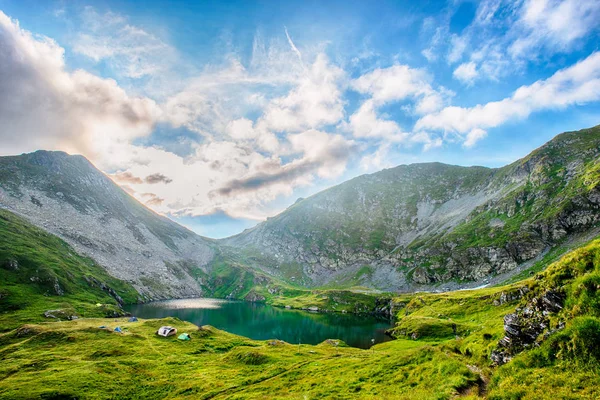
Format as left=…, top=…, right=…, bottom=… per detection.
left=453, top=62, right=478, bottom=85
left=342, top=100, right=407, bottom=141
left=447, top=34, right=468, bottom=64
left=0, top=10, right=357, bottom=221
left=351, top=64, right=443, bottom=111
left=345, top=64, right=450, bottom=143
left=0, top=11, right=161, bottom=163
left=114, top=130, right=354, bottom=220
left=359, top=143, right=392, bottom=172
left=416, top=52, right=600, bottom=139
left=212, top=130, right=355, bottom=200
left=463, top=128, right=487, bottom=148
left=509, top=0, right=600, bottom=60
left=258, top=54, right=346, bottom=133
left=431, top=0, right=600, bottom=82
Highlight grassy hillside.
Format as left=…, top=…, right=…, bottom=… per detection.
left=1, top=224, right=599, bottom=398
left=223, top=125, right=600, bottom=289
left=0, top=208, right=138, bottom=330
left=0, top=150, right=218, bottom=299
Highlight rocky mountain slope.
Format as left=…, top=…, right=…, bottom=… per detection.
left=223, top=125, right=600, bottom=291
left=0, top=208, right=138, bottom=326
left=0, top=151, right=224, bottom=300
left=2, top=125, right=599, bottom=297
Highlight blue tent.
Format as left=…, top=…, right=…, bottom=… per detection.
left=128, top=316, right=138, bottom=322
left=114, top=326, right=123, bottom=333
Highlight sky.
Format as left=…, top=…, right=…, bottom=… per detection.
left=1, top=0, right=599, bottom=238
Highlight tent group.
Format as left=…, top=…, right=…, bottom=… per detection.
left=156, top=326, right=191, bottom=340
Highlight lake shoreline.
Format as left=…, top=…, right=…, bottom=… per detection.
left=125, top=297, right=395, bottom=349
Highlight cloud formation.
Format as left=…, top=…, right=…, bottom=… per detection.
left=416, top=51, right=600, bottom=143
left=110, top=171, right=143, bottom=184
left=0, top=11, right=161, bottom=164
left=422, top=0, right=600, bottom=83
left=73, top=6, right=174, bottom=78
left=144, top=173, right=173, bottom=184
left=453, top=62, right=478, bottom=85
left=2, top=3, right=600, bottom=227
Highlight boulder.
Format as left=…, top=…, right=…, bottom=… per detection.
left=43, top=309, right=78, bottom=320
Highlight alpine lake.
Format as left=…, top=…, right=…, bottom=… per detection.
left=125, top=298, right=394, bottom=349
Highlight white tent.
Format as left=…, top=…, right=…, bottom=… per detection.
left=157, top=326, right=177, bottom=337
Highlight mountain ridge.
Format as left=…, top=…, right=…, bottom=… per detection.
left=1, top=125, right=599, bottom=297
left=0, top=150, right=219, bottom=300
left=221, top=125, right=600, bottom=290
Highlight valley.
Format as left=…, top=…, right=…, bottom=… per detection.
left=1, top=125, right=600, bottom=399
left=2, top=238, right=600, bottom=398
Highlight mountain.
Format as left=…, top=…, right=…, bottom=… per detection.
left=222, top=125, right=600, bottom=291
left=2, top=125, right=599, bottom=298
left=0, top=208, right=138, bottom=328
left=0, top=151, right=241, bottom=300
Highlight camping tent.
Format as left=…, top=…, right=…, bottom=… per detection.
left=128, top=316, right=138, bottom=322
left=157, top=326, right=177, bottom=337
left=177, top=333, right=191, bottom=341
left=114, top=326, right=123, bottom=333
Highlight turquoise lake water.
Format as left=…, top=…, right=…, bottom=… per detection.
left=125, top=298, right=393, bottom=349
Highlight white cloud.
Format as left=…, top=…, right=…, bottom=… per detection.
left=359, top=143, right=392, bottom=172
left=509, top=0, right=600, bottom=59
left=73, top=6, right=175, bottom=78
left=410, top=131, right=443, bottom=151
left=342, top=100, right=407, bottom=142
left=288, top=130, right=355, bottom=179
left=0, top=11, right=161, bottom=165
left=0, top=10, right=358, bottom=220
left=344, top=64, right=451, bottom=144
left=352, top=64, right=435, bottom=107
left=447, top=34, right=468, bottom=64
left=351, top=63, right=452, bottom=116
left=258, top=54, right=346, bottom=133
left=416, top=52, right=600, bottom=137
left=453, top=61, right=479, bottom=85
left=199, top=130, right=355, bottom=216
left=421, top=48, right=436, bottom=62
left=284, top=26, right=303, bottom=65
left=463, top=128, right=487, bottom=148
left=226, top=118, right=256, bottom=140
left=440, top=0, right=600, bottom=82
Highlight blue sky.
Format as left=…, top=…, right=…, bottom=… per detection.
left=0, top=0, right=599, bottom=238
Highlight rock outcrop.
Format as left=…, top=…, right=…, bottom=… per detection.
left=0, top=151, right=216, bottom=299
left=2, top=125, right=600, bottom=296
left=222, top=125, right=600, bottom=291
left=491, top=289, right=565, bottom=365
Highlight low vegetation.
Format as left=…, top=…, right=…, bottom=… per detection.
left=0, top=209, right=138, bottom=331
left=1, top=207, right=600, bottom=398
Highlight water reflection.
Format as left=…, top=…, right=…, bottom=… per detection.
left=125, top=298, right=393, bottom=349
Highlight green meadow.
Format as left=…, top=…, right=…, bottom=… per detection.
left=1, top=209, right=600, bottom=399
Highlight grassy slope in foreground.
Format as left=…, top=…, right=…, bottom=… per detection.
left=0, top=209, right=138, bottom=330
left=2, top=238, right=600, bottom=398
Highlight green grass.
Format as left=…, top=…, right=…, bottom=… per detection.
left=0, top=209, right=138, bottom=331
left=224, top=125, right=600, bottom=291
left=258, top=285, right=392, bottom=314
left=2, top=209, right=600, bottom=398
left=0, top=317, right=484, bottom=399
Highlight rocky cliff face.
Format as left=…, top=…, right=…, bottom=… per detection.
left=2, top=126, right=599, bottom=297
left=222, top=125, right=600, bottom=291
left=0, top=151, right=216, bottom=300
